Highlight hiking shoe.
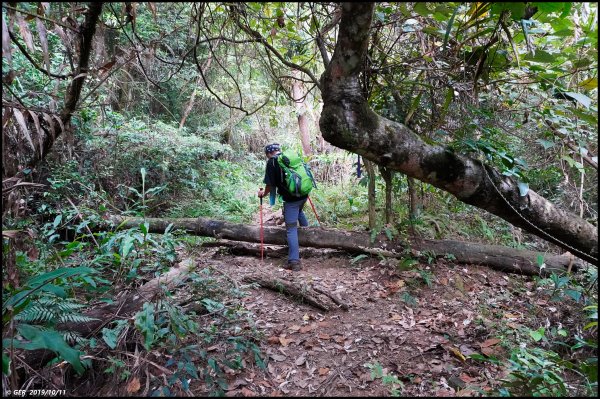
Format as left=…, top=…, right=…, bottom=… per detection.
left=285, top=260, right=302, bottom=271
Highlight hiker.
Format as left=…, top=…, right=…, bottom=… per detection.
left=258, top=143, right=308, bottom=271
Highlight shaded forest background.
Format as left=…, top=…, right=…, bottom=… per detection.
left=2, top=2, right=598, bottom=397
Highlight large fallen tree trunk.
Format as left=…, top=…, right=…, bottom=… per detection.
left=110, top=216, right=583, bottom=276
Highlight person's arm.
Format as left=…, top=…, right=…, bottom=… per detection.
left=259, top=158, right=276, bottom=198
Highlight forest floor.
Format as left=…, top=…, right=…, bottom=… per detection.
left=82, top=207, right=589, bottom=397
left=184, top=208, right=586, bottom=397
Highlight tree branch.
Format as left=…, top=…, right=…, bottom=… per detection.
left=8, top=31, right=71, bottom=79
left=319, top=3, right=597, bottom=263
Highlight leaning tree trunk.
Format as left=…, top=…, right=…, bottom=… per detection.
left=318, top=3, right=597, bottom=264
left=292, top=69, right=313, bottom=156
left=179, top=40, right=218, bottom=129
left=109, top=216, right=582, bottom=276
left=363, top=158, right=377, bottom=229
left=380, top=165, right=394, bottom=225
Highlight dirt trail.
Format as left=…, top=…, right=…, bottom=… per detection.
left=182, top=213, right=583, bottom=397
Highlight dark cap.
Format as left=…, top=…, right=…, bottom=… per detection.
left=264, top=143, right=281, bottom=154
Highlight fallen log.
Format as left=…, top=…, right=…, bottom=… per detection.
left=242, top=272, right=337, bottom=311
left=110, top=216, right=585, bottom=276
left=201, top=240, right=347, bottom=258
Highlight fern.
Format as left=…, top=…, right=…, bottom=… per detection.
left=32, top=325, right=86, bottom=345
left=58, top=314, right=99, bottom=324
left=14, top=306, right=56, bottom=323
left=37, top=297, right=86, bottom=312
left=15, top=296, right=97, bottom=327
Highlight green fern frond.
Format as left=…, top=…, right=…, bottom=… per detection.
left=58, top=314, right=99, bottom=324
left=37, top=298, right=86, bottom=312
left=14, top=306, right=56, bottom=323
left=62, top=330, right=84, bottom=345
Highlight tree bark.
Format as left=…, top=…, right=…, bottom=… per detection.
left=292, top=69, right=312, bottom=156
left=380, top=166, right=394, bottom=225
left=318, top=3, right=597, bottom=264
left=109, top=216, right=582, bottom=276
left=363, top=158, right=376, bottom=229
left=242, top=272, right=338, bottom=311
left=407, top=176, right=420, bottom=222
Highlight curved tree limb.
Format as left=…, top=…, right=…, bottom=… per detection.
left=318, top=3, right=597, bottom=263
left=3, top=2, right=103, bottom=189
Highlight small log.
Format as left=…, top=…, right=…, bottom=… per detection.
left=242, top=272, right=335, bottom=311
left=312, top=285, right=351, bottom=310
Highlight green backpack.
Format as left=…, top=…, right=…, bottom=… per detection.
left=276, top=151, right=317, bottom=197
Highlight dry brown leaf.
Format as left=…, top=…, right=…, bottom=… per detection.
left=126, top=377, right=141, bottom=393
left=459, top=344, right=476, bottom=356
left=459, top=373, right=477, bottom=383
left=288, top=324, right=301, bottom=332
left=42, top=113, right=55, bottom=139
left=27, top=246, right=39, bottom=261
left=147, top=2, right=157, bottom=20
left=16, top=14, right=35, bottom=53
left=52, top=114, right=64, bottom=134
left=98, top=59, right=116, bottom=74
left=269, top=354, right=286, bottom=362
left=299, top=325, right=313, bottom=334
left=479, top=338, right=501, bottom=348
left=3, top=108, right=13, bottom=129
left=2, top=14, right=12, bottom=65
left=480, top=346, right=496, bottom=357
left=53, top=23, right=68, bottom=45
left=241, top=387, right=255, bottom=397
left=295, top=354, right=306, bottom=366
left=278, top=337, right=293, bottom=347
left=13, top=108, right=35, bottom=151
left=27, top=110, right=43, bottom=155
left=2, top=230, right=21, bottom=239
left=333, top=335, right=345, bottom=343
left=387, top=279, right=405, bottom=291
left=318, top=367, right=330, bottom=376
left=317, top=333, right=330, bottom=340
left=267, top=336, right=279, bottom=344
left=36, top=17, right=50, bottom=72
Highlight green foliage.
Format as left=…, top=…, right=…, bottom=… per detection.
left=583, top=304, right=598, bottom=331
left=8, top=324, right=87, bottom=375
left=497, top=346, right=569, bottom=396
left=365, top=362, right=404, bottom=396
left=2, top=265, right=102, bottom=376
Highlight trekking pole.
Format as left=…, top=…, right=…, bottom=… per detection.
left=307, top=195, right=321, bottom=226
left=259, top=190, right=264, bottom=262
